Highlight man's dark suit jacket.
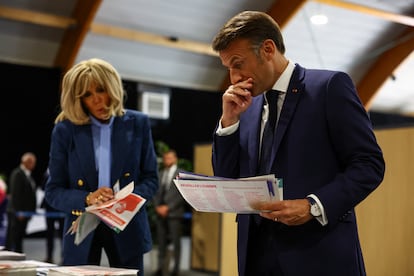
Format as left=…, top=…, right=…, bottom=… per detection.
left=212, top=64, right=385, bottom=276
left=153, top=167, right=185, bottom=219
left=7, top=167, right=36, bottom=214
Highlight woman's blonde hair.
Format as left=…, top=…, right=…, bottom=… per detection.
left=55, top=58, right=125, bottom=125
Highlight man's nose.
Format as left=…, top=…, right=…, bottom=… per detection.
left=229, top=70, right=242, bottom=84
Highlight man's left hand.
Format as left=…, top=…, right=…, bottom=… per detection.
left=258, top=199, right=313, bottom=225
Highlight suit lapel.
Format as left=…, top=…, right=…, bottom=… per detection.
left=270, top=65, right=305, bottom=167
left=73, top=125, right=97, bottom=189
left=73, top=116, right=131, bottom=190
left=236, top=65, right=306, bottom=175
left=111, top=115, right=131, bottom=187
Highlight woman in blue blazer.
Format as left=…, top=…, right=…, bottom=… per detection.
left=211, top=11, right=385, bottom=276
left=45, top=58, right=158, bottom=275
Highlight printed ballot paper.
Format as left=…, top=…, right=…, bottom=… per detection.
left=173, top=172, right=283, bottom=213
left=47, top=265, right=138, bottom=276
left=70, top=182, right=146, bottom=245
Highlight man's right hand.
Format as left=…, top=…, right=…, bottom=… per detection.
left=221, top=79, right=253, bottom=128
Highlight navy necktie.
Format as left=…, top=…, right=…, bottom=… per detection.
left=258, top=90, right=279, bottom=175
left=254, top=90, right=279, bottom=225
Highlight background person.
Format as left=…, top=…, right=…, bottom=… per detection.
left=211, top=11, right=385, bottom=276
left=45, top=58, right=158, bottom=275
left=5, top=152, right=37, bottom=253
left=152, top=150, right=185, bottom=276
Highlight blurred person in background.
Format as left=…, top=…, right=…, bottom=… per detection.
left=5, top=152, right=37, bottom=253
left=152, top=150, right=185, bottom=276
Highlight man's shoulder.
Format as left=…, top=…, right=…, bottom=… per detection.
left=10, top=167, right=23, bottom=177
left=300, top=65, right=348, bottom=79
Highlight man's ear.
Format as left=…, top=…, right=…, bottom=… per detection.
left=262, top=39, right=276, bottom=60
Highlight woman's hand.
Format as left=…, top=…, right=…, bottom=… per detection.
left=86, top=187, right=114, bottom=206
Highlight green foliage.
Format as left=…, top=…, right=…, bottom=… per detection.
left=178, top=158, right=193, bottom=172
left=154, top=140, right=170, bottom=156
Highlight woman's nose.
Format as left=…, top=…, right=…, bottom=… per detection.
left=91, top=92, right=102, bottom=103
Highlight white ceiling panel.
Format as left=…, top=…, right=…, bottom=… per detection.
left=77, top=34, right=225, bottom=91
left=0, top=0, right=412, bottom=115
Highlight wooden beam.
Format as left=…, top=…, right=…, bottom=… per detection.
left=219, top=0, right=307, bottom=91
left=267, top=0, right=307, bottom=28
left=313, top=0, right=414, bottom=27
left=0, top=4, right=216, bottom=59
left=90, top=23, right=217, bottom=57
left=2, top=0, right=411, bottom=105
left=54, top=0, right=102, bottom=73
left=0, top=5, right=75, bottom=28
left=357, top=28, right=414, bottom=109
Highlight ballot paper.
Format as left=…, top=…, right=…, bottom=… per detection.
left=0, top=260, right=37, bottom=275
left=173, top=172, right=283, bottom=213
left=47, top=265, right=138, bottom=276
left=21, top=260, right=57, bottom=276
left=71, top=182, right=146, bottom=245
left=0, top=249, right=26, bottom=260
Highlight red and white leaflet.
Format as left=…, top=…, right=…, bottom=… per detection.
left=74, top=182, right=146, bottom=245
left=87, top=192, right=145, bottom=231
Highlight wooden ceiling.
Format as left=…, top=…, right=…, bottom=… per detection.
left=0, top=0, right=413, bottom=110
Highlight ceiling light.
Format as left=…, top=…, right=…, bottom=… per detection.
left=310, top=14, right=328, bottom=25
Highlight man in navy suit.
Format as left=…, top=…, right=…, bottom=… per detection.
left=211, top=11, right=385, bottom=276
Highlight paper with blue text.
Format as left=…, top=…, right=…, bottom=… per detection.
left=173, top=172, right=283, bottom=213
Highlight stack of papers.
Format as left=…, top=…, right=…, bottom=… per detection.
left=20, top=260, right=57, bottom=276
left=0, top=260, right=37, bottom=275
left=0, top=249, right=26, bottom=260
left=47, top=265, right=138, bottom=276
left=173, top=172, right=283, bottom=213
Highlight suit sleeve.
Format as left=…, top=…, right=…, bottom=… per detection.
left=317, top=72, right=385, bottom=222
left=212, top=124, right=241, bottom=178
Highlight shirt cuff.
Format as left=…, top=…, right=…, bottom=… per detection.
left=307, top=194, right=328, bottom=226
left=216, top=119, right=239, bottom=136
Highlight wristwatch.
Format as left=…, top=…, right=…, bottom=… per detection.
left=307, top=197, right=322, bottom=217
